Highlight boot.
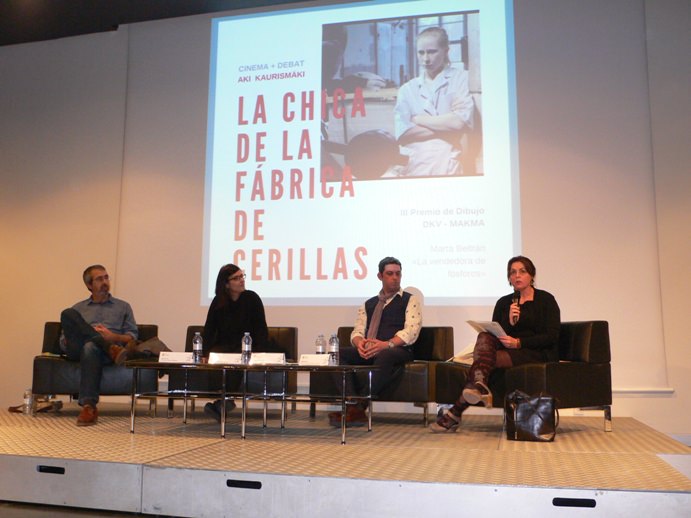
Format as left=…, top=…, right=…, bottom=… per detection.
left=429, top=400, right=469, bottom=433
left=462, top=332, right=496, bottom=407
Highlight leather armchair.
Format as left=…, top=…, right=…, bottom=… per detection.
left=32, top=321, right=159, bottom=404
left=435, top=321, right=613, bottom=430
left=308, top=326, right=454, bottom=425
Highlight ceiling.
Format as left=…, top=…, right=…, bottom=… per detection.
left=0, top=0, right=321, bottom=47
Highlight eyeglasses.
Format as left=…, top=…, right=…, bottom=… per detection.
left=229, top=273, right=246, bottom=281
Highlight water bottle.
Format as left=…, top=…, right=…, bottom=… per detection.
left=241, top=332, right=252, bottom=364
left=23, top=389, right=33, bottom=415
left=315, top=334, right=326, bottom=354
left=192, top=332, right=203, bottom=363
left=328, top=333, right=340, bottom=365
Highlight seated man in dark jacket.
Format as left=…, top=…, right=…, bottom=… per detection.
left=329, top=256, right=422, bottom=426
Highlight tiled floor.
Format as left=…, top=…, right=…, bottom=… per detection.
left=0, top=402, right=689, bottom=515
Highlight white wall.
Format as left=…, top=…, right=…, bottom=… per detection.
left=1, top=0, right=689, bottom=436
left=0, top=29, right=129, bottom=404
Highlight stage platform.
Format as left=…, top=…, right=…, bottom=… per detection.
left=0, top=402, right=689, bottom=517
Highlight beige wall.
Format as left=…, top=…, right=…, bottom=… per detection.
left=1, top=1, right=688, bottom=437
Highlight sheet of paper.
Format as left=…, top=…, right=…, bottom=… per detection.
left=249, top=353, right=286, bottom=365
left=208, top=353, right=243, bottom=365
left=299, top=353, right=330, bottom=366
left=158, top=351, right=194, bottom=363
left=466, top=320, right=507, bottom=338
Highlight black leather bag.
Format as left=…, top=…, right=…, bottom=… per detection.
left=504, top=390, right=559, bottom=442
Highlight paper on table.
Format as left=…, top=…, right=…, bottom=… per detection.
left=249, top=352, right=286, bottom=365
left=208, top=353, right=243, bottom=365
left=299, top=353, right=330, bottom=366
left=159, top=351, right=194, bottom=363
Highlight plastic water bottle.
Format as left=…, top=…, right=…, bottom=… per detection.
left=315, top=334, right=326, bottom=354
left=23, top=389, right=33, bottom=415
left=328, top=333, right=340, bottom=365
left=192, top=332, right=203, bottom=363
left=241, top=332, right=252, bottom=364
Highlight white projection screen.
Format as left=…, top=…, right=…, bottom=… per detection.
left=203, top=0, right=518, bottom=305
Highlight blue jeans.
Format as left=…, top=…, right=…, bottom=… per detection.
left=60, top=308, right=112, bottom=406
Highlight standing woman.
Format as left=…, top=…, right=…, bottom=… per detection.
left=203, top=263, right=269, bottom=422
left=430, top=256, right=560, bottom=432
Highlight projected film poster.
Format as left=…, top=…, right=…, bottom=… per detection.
left=204, top=0, right=518, bottom=305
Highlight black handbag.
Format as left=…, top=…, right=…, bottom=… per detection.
left=504, top=390, right=559, bottom=442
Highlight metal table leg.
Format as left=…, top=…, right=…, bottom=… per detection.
left=241, top=369, right=248, bottom=439
left=367, top=369, right=373, bottom=431
left=341, top=370, right=347, bottom=444
left=221, top=368, right=226, bottom=438
left=129, top=367, right=138, bottom=433
left=280, top=370, right=286, bottom=429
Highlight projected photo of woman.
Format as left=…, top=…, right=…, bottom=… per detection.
left=394, top=26, right=475, bottom=177
left=321, top=13, right=481, bottom=181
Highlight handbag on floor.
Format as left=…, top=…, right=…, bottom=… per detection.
left=504, top=390, right=559, bottom=442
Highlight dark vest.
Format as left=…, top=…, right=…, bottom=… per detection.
left=364, top=291, right=411, bottom=341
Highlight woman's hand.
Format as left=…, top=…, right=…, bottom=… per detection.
left=509, top=301, right=521, bottom=326
left=499, top=335, right=521, bottom=349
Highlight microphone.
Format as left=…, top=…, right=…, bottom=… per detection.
left=511, top=291, right=520, bottom=325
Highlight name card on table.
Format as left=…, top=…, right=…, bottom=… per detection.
left=299, top=353, right=330, bottom=366
left=208, top=353, right=243, bottom=365
left=159, top=352, right=194, bottom=363
left=249, top=353, right=286, bottom=365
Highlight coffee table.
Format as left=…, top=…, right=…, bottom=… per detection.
left=126, top=360, right=379, bottom=444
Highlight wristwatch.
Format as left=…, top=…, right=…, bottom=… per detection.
left=387, top=340, right=395, bottom=348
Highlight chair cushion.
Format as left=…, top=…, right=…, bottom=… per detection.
left=32, top=355, right=158, bottom=396
left=33, top=322, right=159, bottom=397
left=434, top=321, right=612, bottom=411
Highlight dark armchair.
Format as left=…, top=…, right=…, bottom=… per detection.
left=308, top=326, right=454, bottom=425
left=32, top=321, right=159, bottom=412
left=435, top=321, right=613, bottom=431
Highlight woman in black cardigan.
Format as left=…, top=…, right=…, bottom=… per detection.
left=203, top=263, right=269, bottom=422
left=430, top=255, right=560, bottom=432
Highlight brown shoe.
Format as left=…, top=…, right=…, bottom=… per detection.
left=329, top=406, right=367, bottom=427
left=108, top=344, right=128, bottom=365
left=77, top=404, right=98, bottom=426
left=125, top=338, right=139, bottom=354
left=462, top=381, right=493, bottom=408
left=429, top=409, right=461, bottom=433
left=346, top=406, right=368, bottom=426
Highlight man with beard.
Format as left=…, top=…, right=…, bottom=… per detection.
left=59, top=264, right=138, bottom=426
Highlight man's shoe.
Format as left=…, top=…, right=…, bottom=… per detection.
left=76, top=404, right=98, bottom=426
left=328, top=406, right=367, bottom=427
left=204, top=399, right=236, bottom=423
left=108, top=345, right=129, bottom=365
left=328, top=411, right=342, bottom=427
left=125, top=338, right=139, bottom=355
left=345, top=406, right=368, bottom=426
